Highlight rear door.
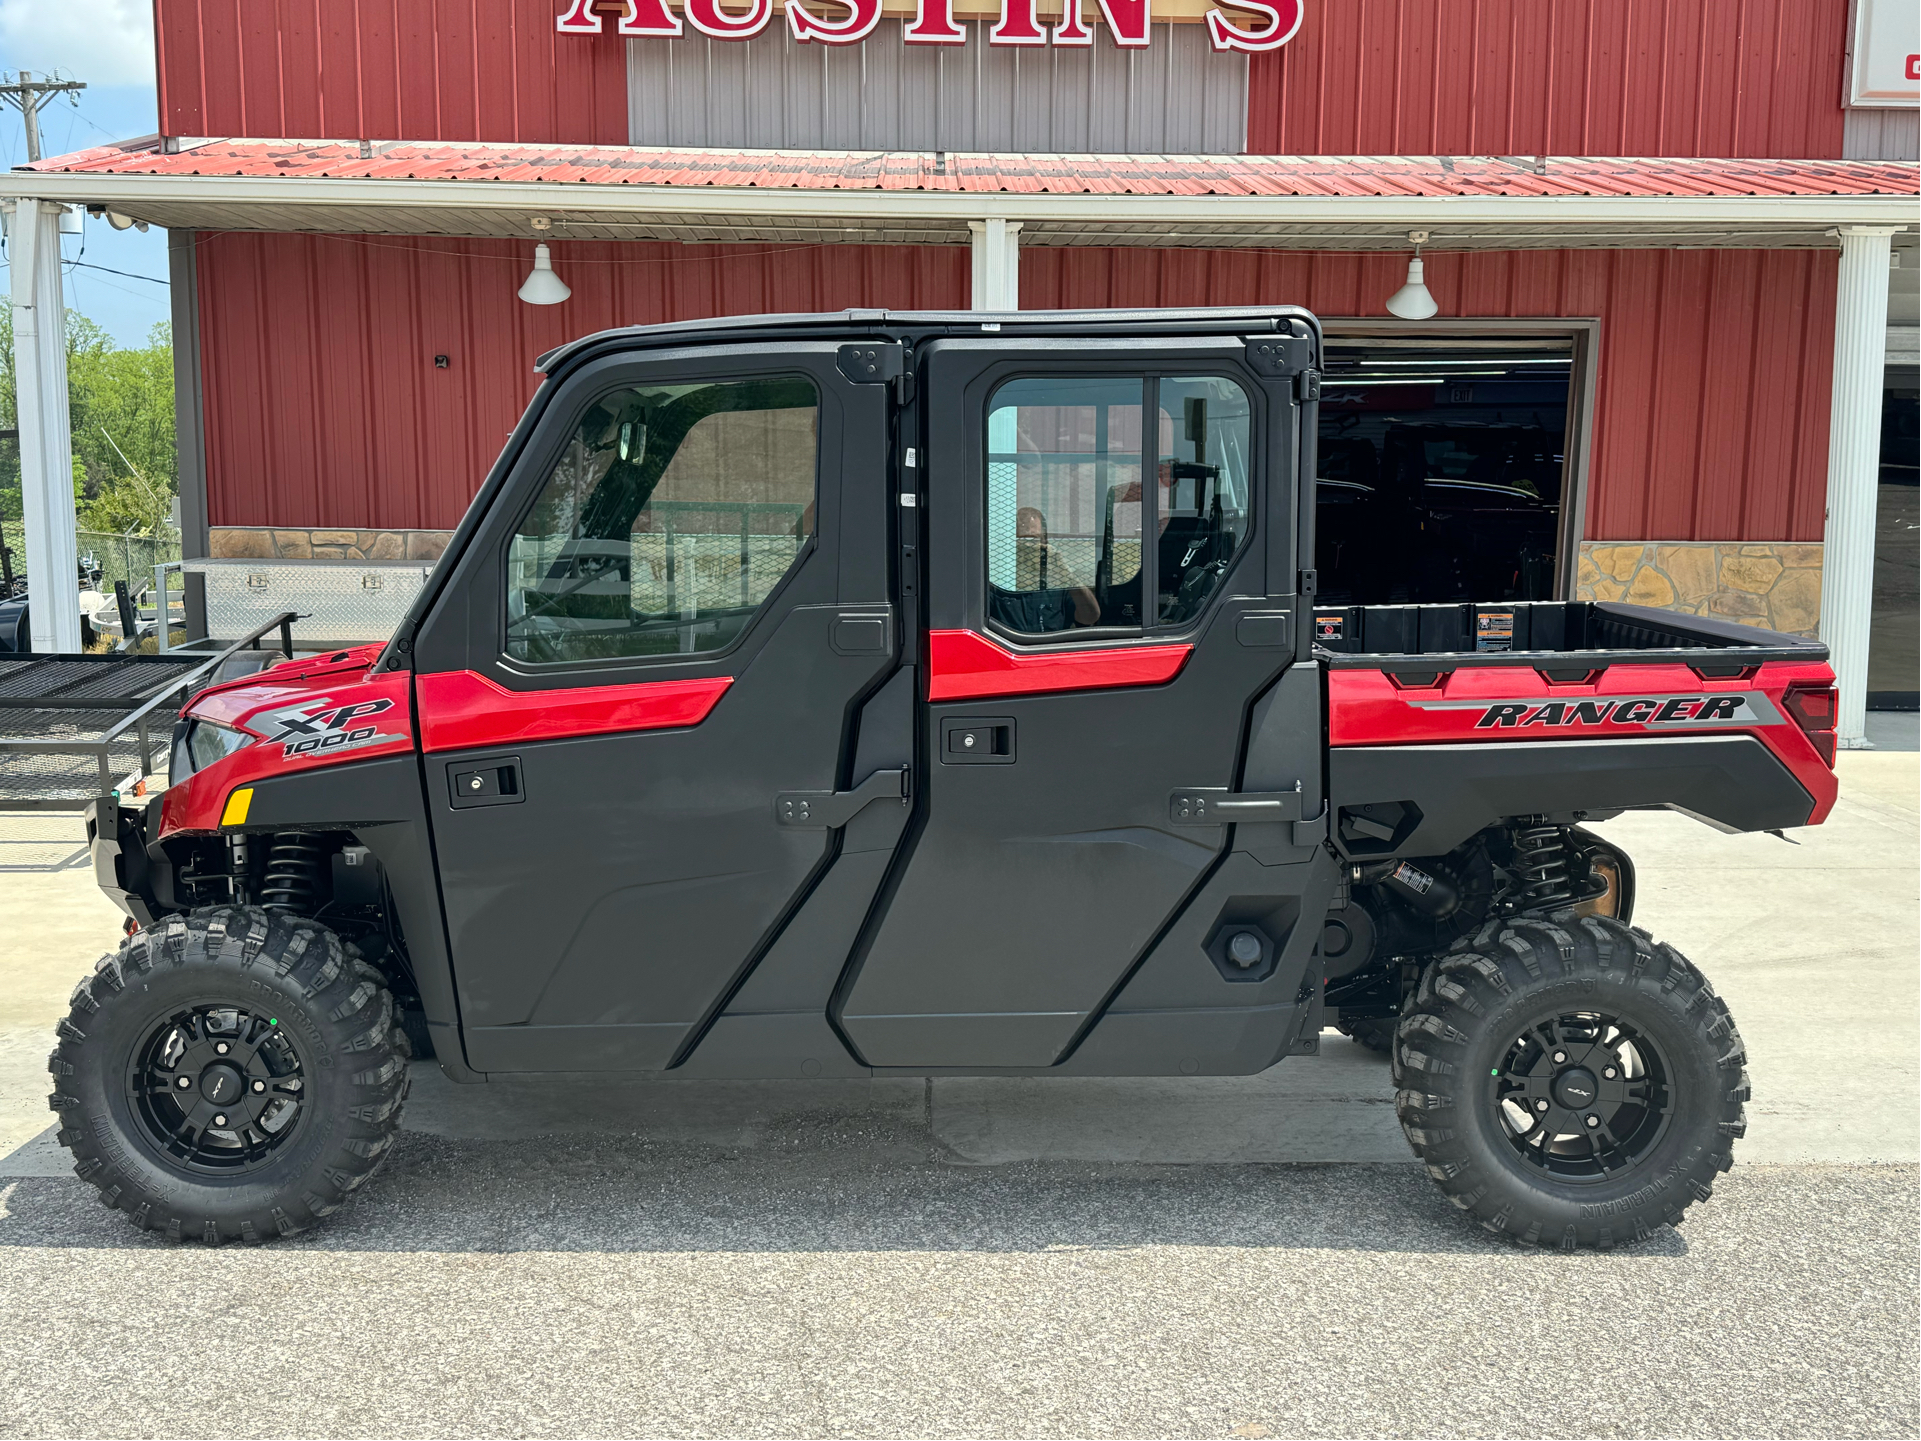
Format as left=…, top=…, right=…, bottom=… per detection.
left=411, top=340, right=904, bottom=1072
left=837, top=334, right=1317, bottom=1068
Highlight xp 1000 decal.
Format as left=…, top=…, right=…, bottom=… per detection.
left=255, top=697, right=408, bottom=760
left=1412, top=691, right=1785, bottom=730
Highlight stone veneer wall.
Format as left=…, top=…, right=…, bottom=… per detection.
left=1573, top=541, right=1822, bottom=638
left=209, top=527, right=454, bottom=563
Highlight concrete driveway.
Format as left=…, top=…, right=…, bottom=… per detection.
left=2, top=747, right=1915, bottom=1438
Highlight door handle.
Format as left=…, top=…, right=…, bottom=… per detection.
left=775, top=768, right=909, bottom=828
left=448, top=756, right=524, bottom=809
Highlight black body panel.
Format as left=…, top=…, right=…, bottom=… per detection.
left=835, top=332, right=1321, bottom=1070
left=1327, top=735, right=1817, bottom=858
left=410, top=341, right=909, bottom=1074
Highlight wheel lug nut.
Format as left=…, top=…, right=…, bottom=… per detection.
left=1585, top=1114, right=1600, bottom=1128
left=1603, top=1067, right=1617, bottom=1080
left=212, top=1114, right=228, bottom=1127
left=252, top=1080, right=266, bottom=1093
left=176, top=1076, right=191, bottom=1089
left=1535, top=1099, right=1549, bottom=1112
left=1552, top=1051, right=1567, bottom=1064
left=215, top=1043, right=230, bottom=1055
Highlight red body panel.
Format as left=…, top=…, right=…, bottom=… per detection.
left=1327, top=659, right=1839, bottom=824
left=414, top=670, right=732, bottom=752
left=927, top=629, right=1193, bottom=702
left=160, top=651, right=415, bottom=838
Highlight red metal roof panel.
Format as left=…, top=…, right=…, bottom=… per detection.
left=23, top=140, right=1919, bottom=200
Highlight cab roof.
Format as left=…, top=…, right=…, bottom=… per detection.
left=535, top=305, right=1320, bottom=375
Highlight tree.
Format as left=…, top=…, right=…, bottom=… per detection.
left=0, top=301, right=178, bottom=543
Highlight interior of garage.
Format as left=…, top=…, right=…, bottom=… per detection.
left=1314, top=338, right=1576, bottom=606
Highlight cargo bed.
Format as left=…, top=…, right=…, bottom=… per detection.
left=1311, top=600, right=1824, bottom=674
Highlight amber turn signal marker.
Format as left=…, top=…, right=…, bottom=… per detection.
left=220, top=788, right=254, bottom=827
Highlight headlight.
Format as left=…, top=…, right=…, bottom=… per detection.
left=174, top=719, right=253, bottom=776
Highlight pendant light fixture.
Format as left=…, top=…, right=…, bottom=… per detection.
left=1385, top=230, right=1439, bottom=320
left=518, top=243, right=572, bottom=305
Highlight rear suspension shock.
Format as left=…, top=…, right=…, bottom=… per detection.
left=1512, top=822, right=1574, bottom=910
left=260, top=833, right=326, bottom=914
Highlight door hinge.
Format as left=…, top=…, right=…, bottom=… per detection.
left=1295, top=368, right=1321, bottom=402
left=1298, top=568, right=1318, bottom=598
left=776, top=767, right=909, bottom=828
left=1244, top=335, right=1315, bottom=378
left=836, top=342, right=905, bottom=385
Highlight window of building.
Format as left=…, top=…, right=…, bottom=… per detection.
left=506, top=378, right=818, bottom=664
left=985, top=375, right=1252, bottom=638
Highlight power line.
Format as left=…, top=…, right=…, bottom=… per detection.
left=0, top=71, right=87, bottom=164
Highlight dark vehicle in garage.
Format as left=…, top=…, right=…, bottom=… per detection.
left=56, top=308, right=1838, bottom=1251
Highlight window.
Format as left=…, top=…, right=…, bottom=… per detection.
left=506, top=378, right=818, bottom=664
left=985, top=375, right=1252, bottom=637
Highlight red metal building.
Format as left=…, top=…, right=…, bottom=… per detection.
left=7, top=0, right=1918, bottom=730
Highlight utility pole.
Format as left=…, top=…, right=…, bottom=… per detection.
left=0, top=72, right=87, bottom=164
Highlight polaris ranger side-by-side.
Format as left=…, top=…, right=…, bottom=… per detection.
left=59, top=309, right=1839, bottom=1249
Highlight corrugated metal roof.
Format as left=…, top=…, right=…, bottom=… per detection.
left=28, top=139, right=1918, bottom=200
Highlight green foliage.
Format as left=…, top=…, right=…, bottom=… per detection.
left=0, top=301, right=178, bottom=548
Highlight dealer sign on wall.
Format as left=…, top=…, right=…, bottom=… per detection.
left=559, top=0, right=1303, bottom=52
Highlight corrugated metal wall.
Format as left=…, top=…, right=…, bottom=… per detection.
left=1844, top=109, right=1921, bottom=160
left=628, top=23, right=1248, bottom=153
left=1024, top=247, right=1838, bottom=542
left=156, top=0, right=628, bottom=143
left=1245, top=0, right=1852, bottom=159
left=199, top=234, right=1832, bottom=543
left=195, top=233, right=968, bottom=531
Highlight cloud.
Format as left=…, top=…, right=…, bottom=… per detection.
left=0, top=0, right=155, bottom=88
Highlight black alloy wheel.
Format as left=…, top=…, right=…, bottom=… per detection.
left=129, top=1002, right=309, bottom=1174
left=1392, top=914, right=1748, bottom=1251
left=1491, top=1011, right=1672, bottom=1181
left=50, top=906, right=410, bottom=1244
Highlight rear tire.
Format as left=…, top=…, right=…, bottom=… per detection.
left=1393, top=914, right=1748, bottom=1251
left=47, top=906, right=408, bottom=1243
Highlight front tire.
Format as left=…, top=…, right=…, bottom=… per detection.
left=47, top=906, right=409, bottom=1243
left=1393, top=915, right=1748, bottom=1250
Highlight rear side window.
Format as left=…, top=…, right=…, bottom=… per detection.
left=506, top=378, right=818, bottom=664
left=984, top=374, right=1252, bottom=638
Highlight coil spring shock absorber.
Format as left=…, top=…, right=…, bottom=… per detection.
left=260, top=833, right=326, bottom=914
left=1512, top=822, right=1574, bottom=910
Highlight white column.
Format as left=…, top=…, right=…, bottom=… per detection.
left=1819, top=226, right=1898, bottom=748
left=968, top=219, right=1021, bottom=311
left=6, top=197, right=81, bottom=654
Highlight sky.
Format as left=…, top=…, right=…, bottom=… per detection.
left=2, top=0, right=171, bottom=346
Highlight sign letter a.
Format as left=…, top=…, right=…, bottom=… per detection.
left=618, top=0, right=684, bottom=35
left=556, top=0, right=603, bottom=32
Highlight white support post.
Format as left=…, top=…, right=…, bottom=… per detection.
left=1819, top=225, right=1899, bottom=748
left=6, top=196, right=82, bottom=653
left=968, top=218, right=1021, bottom=311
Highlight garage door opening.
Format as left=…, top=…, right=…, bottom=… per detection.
left=1315, top=339, right=1578, bottom=606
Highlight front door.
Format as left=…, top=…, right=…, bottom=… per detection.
left=837, top=336, right=1315, bottom=1068
left=413, top=341, right=902, bottom=1072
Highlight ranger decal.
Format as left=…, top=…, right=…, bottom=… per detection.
left=1408, top=691, right=1784, bottom=730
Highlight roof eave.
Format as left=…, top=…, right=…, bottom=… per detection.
left=4, top=167, right=1912, bottom=241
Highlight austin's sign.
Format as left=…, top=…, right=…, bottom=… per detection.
left=559, top=0, right=1303, bottom=52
